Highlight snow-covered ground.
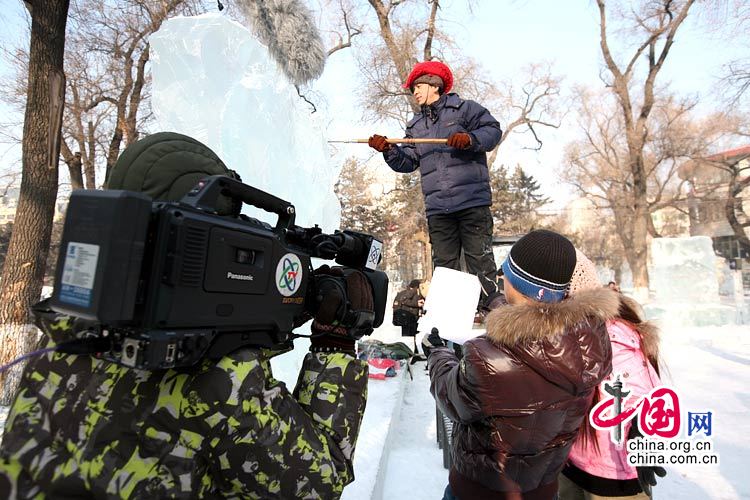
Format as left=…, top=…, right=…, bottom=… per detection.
left=1, top=320, right=748, bottom=500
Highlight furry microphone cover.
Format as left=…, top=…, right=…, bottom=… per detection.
left=236, top=0, right=327, bottom=85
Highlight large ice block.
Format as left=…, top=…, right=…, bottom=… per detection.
left=646, top=236, right=740, bottom=326
left=649, top=236, right=719, bottom=302
left=148, top=13, right=341, bottom=387
left=149, top=13, right=340, bottom=231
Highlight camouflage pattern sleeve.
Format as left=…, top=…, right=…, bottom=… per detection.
left=294, top=352, right=369, bottom=469
left=0, top=306, right=370, bottom=500
left=212, top=350, right=368, bottom=499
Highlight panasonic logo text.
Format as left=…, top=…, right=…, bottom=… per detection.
left=227, top=271, right=254, bottom=281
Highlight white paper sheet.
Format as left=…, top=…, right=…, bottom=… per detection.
left=418, top=267, right=481, bottom=345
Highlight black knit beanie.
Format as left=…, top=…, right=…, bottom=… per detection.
left=500, top=229, right=576, bottom=303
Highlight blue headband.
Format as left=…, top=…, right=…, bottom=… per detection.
left=501, top=255, right=569, bottom=303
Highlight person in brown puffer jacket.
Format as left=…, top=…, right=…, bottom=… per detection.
left=426, top=230, right=617, bottom=500
left=393, top=279, right=425, bottom=337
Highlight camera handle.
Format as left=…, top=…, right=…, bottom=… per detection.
left=180, top=175, right=296, bottom=230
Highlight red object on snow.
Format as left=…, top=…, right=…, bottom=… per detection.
left=367, top=358, right=399, bottom=380
left=403, top=61, right=454, bottom=93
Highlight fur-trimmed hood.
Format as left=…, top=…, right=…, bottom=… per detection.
left=482, top=288, right=620, bottom=395
left=485, top=288, right=620, bottom=346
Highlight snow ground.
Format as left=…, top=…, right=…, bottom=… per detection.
left=0, top=321, right=747, bottom=500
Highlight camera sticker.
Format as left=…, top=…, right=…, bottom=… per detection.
left=59, top=241, right=100, bottom=307
left=276, top=253, right=303, bottom=297
left=366, top=239, right=383, bottom=270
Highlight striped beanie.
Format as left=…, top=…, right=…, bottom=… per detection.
left=501, top=229, right=576, bottom=303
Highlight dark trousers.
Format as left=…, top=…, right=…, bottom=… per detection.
left=427, top=205, right=497, bottom=281
left=444, top=483, right=560, bottom=500
left=400, top=316, right=418, bottom=337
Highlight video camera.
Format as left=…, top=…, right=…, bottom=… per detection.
left=47, top=175, right=388, bottom=370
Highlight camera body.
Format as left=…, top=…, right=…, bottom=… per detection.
left=49, top=175, right=388, bottom=370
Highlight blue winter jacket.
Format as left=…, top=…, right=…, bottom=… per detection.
left=383, top=93, right=502, bottom=217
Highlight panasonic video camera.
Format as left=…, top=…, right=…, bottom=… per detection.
left=47, top=175, right=388, bottom=370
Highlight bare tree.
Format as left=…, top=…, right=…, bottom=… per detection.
left=69, top=0, right=204, bottom=186
left=323, top=0, right=364, bottom=57
left=1, top=1, right=203, bottom=190
left=0, top=0, right=70, bottom=404
left=562, top=86, right=736, bottom=293
left=686, top=131, right=750, bottom=253
left=717, top=0, right=750, bottom=104
left=722, top=153, right=750, bottom=250
left=595, top=0, right=697, bottom=295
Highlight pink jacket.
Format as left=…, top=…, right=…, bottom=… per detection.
left=567, top=318, right=661, bottom=480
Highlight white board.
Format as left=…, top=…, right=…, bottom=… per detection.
left=418, top=267, right=482, bottom=345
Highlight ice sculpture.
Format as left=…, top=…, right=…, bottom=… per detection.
left=149, top=13, right=342, bottom=384
left=646, top=236, right=739, bottom=326
left=649, top=236, right=719, bottom=302
left=149, top=13, right=340, bottom=231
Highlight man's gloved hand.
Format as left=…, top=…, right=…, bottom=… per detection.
left=368, top=134, right=392, bottom=153
left=310, top=265, right=375, bottom=355
left=628, top=424, right=667, bottom=496
left=446, top=132, right=472, bottom=149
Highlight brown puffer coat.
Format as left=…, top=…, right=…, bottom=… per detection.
left=393, top=287, right=423, bottom=316
left=429, top=288, right=618, bottom=497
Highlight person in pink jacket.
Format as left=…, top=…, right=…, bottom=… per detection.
left=558, top=251, right=666, bottom=500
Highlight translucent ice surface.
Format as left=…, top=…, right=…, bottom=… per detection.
left=649, top=236, right=719, bottom=302
left=149, top=13, right=340, bottom=231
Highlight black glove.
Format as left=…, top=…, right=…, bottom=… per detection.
left=446, top=132, right=472, bottom=149
left=628, top=424, right=667, bottom=496
left=368, top=134, right=392, bottom=153
left=637, top=464, right=667, bottom=497
left=422, top=328, right=445, bottom=347
left=310, top=265, right=375, bottom=355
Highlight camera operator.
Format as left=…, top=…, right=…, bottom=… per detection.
left=0, top=133, right=374, bottom=499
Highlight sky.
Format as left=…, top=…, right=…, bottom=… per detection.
left=0, top=0, right=747, bottom=207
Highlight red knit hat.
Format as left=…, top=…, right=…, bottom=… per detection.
left=403, top=61, right=453, bottom=93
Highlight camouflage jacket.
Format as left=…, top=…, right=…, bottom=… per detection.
left=0, top=312, right=368, bottom=499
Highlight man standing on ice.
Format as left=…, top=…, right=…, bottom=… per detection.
left=368, top=61, right=502, bottom=282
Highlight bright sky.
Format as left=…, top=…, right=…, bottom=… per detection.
left=0, top=1, right=745, bottom=207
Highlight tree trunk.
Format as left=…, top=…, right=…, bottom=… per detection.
left=630, top=202, right=651, bottom=302
left=726, top=175, right=750, bottom=253
left=414, top=229, right=432, bottom=281
left=85, top=120, right=97, bottom=188
left=367, top=0, right=420, bottom=115
left=105, top=126, right=123, bottom=183
left=0, top=0, right=69, bottom=404
left=60, top=140, right=84, bottom=190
